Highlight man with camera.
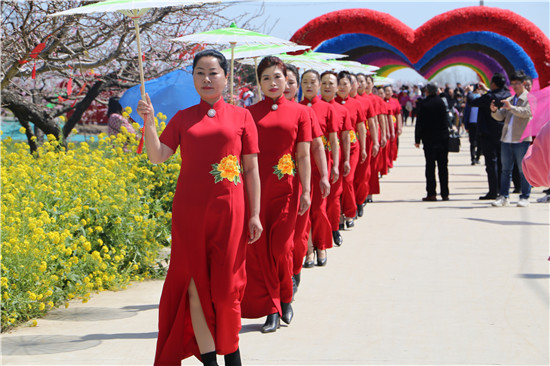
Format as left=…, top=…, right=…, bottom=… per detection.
left=490, top=70, right=533, bottom=207
left=467, top=73, right=511, bottom=200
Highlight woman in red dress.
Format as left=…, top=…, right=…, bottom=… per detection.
left=299, top=69, right=339, bottom=269
left=335, top=71, right=366, bottom=229
left=137, top=50, right=262, bottom=366
left=320, top=71, right=352, bottom=246
left=282, top=65, right=329, bottom=287
left=351, top=74, right=379, bottom=217
left=241, top=56, right=312, bottom=333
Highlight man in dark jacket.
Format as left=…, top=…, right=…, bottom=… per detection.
left=467, top=73, right=511, bottom=199
left=415, top=83, right=451, bottom=201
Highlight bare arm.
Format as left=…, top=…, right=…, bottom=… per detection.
left=378, top=114, right=387, bottom=147
left=242, top=154, right=262, bottom=244
left=136, top=93, right=174, bottom=164
left=329, top=131, right=339, bottom=183
left=296, top=141, right=311, bottom=215
left=396, top=113, right=403, bottom=136
left=341, top=130, right=351, bottom=176
left=368, top=117, right=380, bottom=157
left=357, top=121, right=367, bottom=163
left=312, top=137, right=330, bottom=198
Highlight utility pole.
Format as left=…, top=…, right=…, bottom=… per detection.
left=480, top=0, right=484, bottom=5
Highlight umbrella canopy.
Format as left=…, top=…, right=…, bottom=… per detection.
left=301, top=50, right=348, bottom=60
left=238, top=53, right=329, bottom=72
left=220, top=43, right=310, bottom=60
left=120, top=68, right=199, bottom=127
left=172, top=23, right=301, bottom=101
left=50, top=0, right=241, bottom=153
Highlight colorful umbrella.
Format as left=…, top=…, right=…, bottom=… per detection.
left=49, top=0, right=239, bottom=153
left=172, top=23, right=299, bottom=102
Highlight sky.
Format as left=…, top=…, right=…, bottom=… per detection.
left=220, top=0, right=550, bottom=84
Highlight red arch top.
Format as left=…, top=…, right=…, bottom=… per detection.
left=290, top=6, right=550, bottom=86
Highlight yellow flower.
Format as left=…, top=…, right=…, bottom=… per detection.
left=273, top=154, right=296, bottom=179
left=350, top=130, right=357, bottom=143
left=19, top=127, right=26, bottom=134
left=210, top=155, right=241, bottom=185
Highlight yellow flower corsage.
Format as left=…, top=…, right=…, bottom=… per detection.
left=210, top=155, right=241, bottom=185
left=273, top=154, right=296, bottom=179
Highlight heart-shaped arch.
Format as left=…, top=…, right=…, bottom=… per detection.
left=290, top=6, right=550, bottom=86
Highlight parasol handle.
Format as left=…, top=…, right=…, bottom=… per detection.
left=230, top=42, right=236, bottom=104
left=133, top=19, right=146, bottom=101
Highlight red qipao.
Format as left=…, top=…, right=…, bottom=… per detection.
left=352, top=93, right=375, bottom=206
left=154, top=99, right=259, bottom=364
left=323, top=98, right=352, bottom=230
left=241, top=96, right=312, bottom=318
left=365, top=93, right=386, bottom=195
left=386, top=97, right=401, bottom=165
left=292, top=103, right=322, bottom=275
left=335, top=95, right=366, bottom=218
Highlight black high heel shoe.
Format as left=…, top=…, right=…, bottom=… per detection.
left=303, top=251, right=315, bottom=268
left=332, top=231, right=343, bottom=246
left=281, top=302, right=293, bottom=324
left=261, top=313, right=280, bottom=333
left=316, top=249, right=327, bottom=266
left=345, top=218, right=355, bottom=228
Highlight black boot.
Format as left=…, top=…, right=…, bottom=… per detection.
left=261, top=313, right=280, bottom=333
left=224, top=348, right=241, bottom=366
left=292, top=275, right=298, bottom=301
left=293, top=272, right=301, bottom=288
left=200, top=351, right=218, bottom=366
left=332, top=231, right=342, bottom=246
left=345, top=218, right=354, bottom=228
left=281, top=302, right=293, bottom=324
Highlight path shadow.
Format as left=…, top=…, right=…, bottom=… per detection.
left=239, top=323, right=288, bottom=334
left=121, top=304, right=159, bottom=312
left=45, top=306, right=138, bottom=322
left=517, top=274, right=550, bottom=279
left=82, top=331, right=158, bottom=341
left=465, top=218, right=549, bottom=226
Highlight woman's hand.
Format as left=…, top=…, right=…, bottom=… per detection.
left=330, top=165, right=339, bottom=184
left=248, top=215, right=262, bottom=244
left=372, top=143, right=380, bottom=158
left=360, top=148, right=368, bottom=163
left=136, top=93, right=155, bottom=127
left=343, top=160, right=351, bottom=177
left=298, top=191, right=311, bottom=216
left=319, top=177, right=330, bottom=198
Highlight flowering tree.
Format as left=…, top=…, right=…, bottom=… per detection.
left=1, top=0, right=262, bottom=151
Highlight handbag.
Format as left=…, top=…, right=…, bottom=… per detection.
left=448, top=129, right=461, bottom=153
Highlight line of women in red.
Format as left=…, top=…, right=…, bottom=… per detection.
left=137, top=50, right=401, bottom=366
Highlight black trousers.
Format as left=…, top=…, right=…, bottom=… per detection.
left=480, top=135, right=501, bottom=196
left=423, top=144, right=449, bottom=198
left=468, top=124, right=482, bottom=162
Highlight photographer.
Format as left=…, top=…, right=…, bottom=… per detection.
left=467, top=73, right=511, bottom=200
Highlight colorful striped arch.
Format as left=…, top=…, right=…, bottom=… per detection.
left=290, top=6, right=550, bottom=87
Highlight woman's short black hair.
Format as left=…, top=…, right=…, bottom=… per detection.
left=337, top=70, right=352, bottom=83
left=257, top=56, right=287, bottom=81
left=285, top=63, right=299, bottom=81
left=107, top=97, right=123, bottom=117
left=321, top=70, right=338, bottom=80
left=193, top=49, right=229, bottom=76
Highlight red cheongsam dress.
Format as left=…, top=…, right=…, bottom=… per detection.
left=388, top=97, right=401, bottom=163
left=335, top=95, right=366, bottom=219
left=365, top=92, right=385, bottom=195
left=241, top=96, right=312, bottom=318
left=154, top=98, right=259, bottom=365
left=323, top=97, right=352, bottom=230
left=292, top=102, right=323, bottom=275
left=353, top=93, right=375, bottom=206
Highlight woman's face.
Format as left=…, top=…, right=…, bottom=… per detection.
left=193, top=56, right=227, bottom=103
left=301, top=72, right=320, bottom=100
left=365, top=77, right=374, bottom=94
left=284, top=71, right=299, bottom=101
left=357, top=75, right=366, bottom=94
left=261, top=65, right=286, bottom=100
left=321, top=74, right=337, bottom=101
left=337, top=77, right=351, bottom=99
left=350, top=75, right=358, bottom=95
left=377, top=88, right=385, bottom=98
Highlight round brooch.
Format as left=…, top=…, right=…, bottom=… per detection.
left=271, top=104, right=278, bottom=111
left=341, top=100, right=346, bottom=105
left=307, top=103, right=312, bottom=107
left=207, top=109, right=216, bottom=118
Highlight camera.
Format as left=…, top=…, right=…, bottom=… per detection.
left=493, top=99, right=504, bottom=108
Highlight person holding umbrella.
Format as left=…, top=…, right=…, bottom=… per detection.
left=240, top=56, right=312, bottom=333
left=137, top=49, right=262, bottom=366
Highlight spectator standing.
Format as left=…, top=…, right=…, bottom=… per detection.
left=463, top=85, right=482, bottom=165
left=468, top=73, right=511, bottom=200
left=415, top=83, right=450, bottom=201
left=490, top=70, right=533, bottom=207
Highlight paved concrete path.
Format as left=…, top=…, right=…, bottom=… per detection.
left=3, top=125, right=549, bottom=365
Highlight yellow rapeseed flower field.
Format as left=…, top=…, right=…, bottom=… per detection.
left=1, top=114, right=180, bottom=330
